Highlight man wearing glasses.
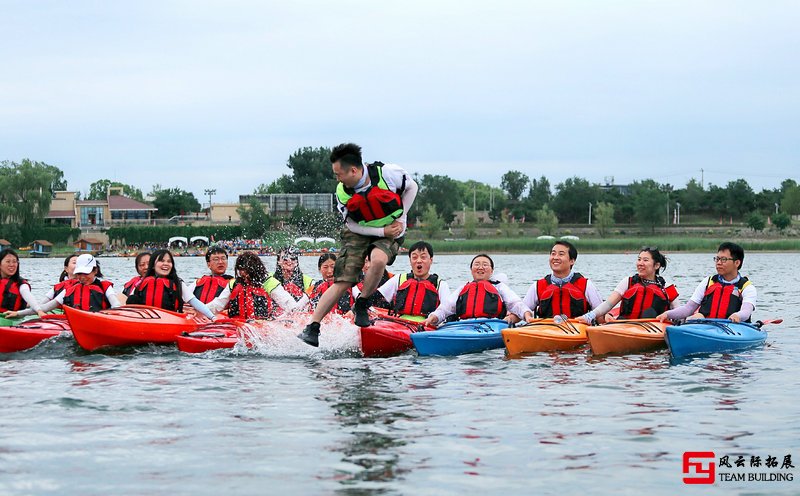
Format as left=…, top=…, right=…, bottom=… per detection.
left=188, top=246, right=234, bottom=314
left=657, top=242, right=757, bottom=323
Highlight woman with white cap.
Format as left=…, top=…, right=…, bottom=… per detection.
left=4, top=254, right=122, bottom=317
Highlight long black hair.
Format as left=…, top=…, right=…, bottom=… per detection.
left=274, top=246, right=304, bottom=288
left=0, top=249, right=23, bottom=284
left=145, top=249, right=181, bottom=286
left=640, top=246, right=668, bottom=285
left=59, top=253, right=78, bottom=282
left=235, top=252, right=268, bottom=286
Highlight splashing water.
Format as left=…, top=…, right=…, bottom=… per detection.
left=233, top=312, right=362, bottom=358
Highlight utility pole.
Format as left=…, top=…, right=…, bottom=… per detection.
left=473, top=186, right=476, bottom=212
left=588, top=202, right=593, bottom=225
left=204, top=189, right=216, bottom=210
left=701, top=168, right=704, bottom=189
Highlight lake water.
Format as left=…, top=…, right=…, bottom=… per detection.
left=1, top=252, right=798, bottom=495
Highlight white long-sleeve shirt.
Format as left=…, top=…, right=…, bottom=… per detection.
left=430, top=280, right=529, bottom=323
left=186, top=278, right=232, bottom=314
left=337, top=163, right=418, bottom=238
left=18, top=278, right=122, bottom=315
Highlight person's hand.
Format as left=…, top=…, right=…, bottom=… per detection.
left=3, top=311, right=18, bottom=319
left=576, top=314, right=592, bottom=324
left=383, top=221, right=403, bottom=239
left=688, top=312, right=704, bottom=321
left=505, top=314, right=520, bottom=325
left=37, top=310, right=47, bottom=318
left=656, top=311, right=669, bottom=322
left=605, top=313, right=617, bottom=322
left=729, top=313, right=741, bottom=323
left=422, top=315, right=439, bottom=328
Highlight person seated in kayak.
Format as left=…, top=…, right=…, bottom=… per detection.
left=522, top=240, right=603, bottom=322
left=577, top=246, right=679, bottom=323
left=0, top=249, right=44, bottom=318
left=422, top=254, right=532, bottom=327
left=118, top=252, right=151, bottom=305
left=353, top=255, right=394, bottom=310
left=33, top=253, right=80, bottom=311
left=377, top=241, right=450, bottom=322
left=262, top=246, right=312, bottom=313
left=657, top=241, right=756, bottom=323
left=126, top=249, right=215, bottom=320
left=308, top=253, right=353, bottom=314
left=186, top=246, right=233, bottom=314
left=227, top=252, right=275, bottom=319
left=7, top=254, right=122, bottom=317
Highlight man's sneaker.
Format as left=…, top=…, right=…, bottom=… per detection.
left=353, top=297, right=371, bottom=327
left=298, top=322, right=320, bottom=347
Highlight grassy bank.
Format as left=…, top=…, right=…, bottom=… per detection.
left=406, top=237, right=800, bottom=254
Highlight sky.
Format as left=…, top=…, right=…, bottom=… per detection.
left=1, top=1, right=798, bottom=204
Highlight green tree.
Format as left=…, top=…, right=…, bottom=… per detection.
left=782, top=185, right=800, bottom=215
left=501, top=170, right=530, bottom=202
left=526, top=176, right=552, bottom=213
left=463, top=211, right=478, bottom=239
left=87, top=179, right=144, bottom=201
left=415, top=174, right=462, bottom=224
left=152, top=188, right=201, bottom=218
left=0, top=159, right=63, bottom=226
left=286, top=205, right=341, bottom=238
left=420, top=204, right=444, bottom=239
left=746, top=211, right=766, bottom=232
left=552, top=177, right=600, bottom=224
left=237, top=199, right=272, bottom=238
left=277, top=146, right=337, bottom=193
left=253, top=176, right=292, bottom=194
left=632, top=180, right=665, bottom=233
left=725, top=179, right=756, bottom=218
left=772, top=212, right=791, bottom=232
left=534, top=205, right=558, bottom=235
left=594, top=202, right=615, bottom=237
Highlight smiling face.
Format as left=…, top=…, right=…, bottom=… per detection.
left=136, top=254, right=151, bottom=277
left=319, top=258, right=335, bottom=281
left=636, top=251, right=660, bottom=280
left=0, top=252, right=19, bottom=278
left=470, top=256, right=494, bottom=282
left=549, top=244, right=574, bottom=278
left=154, top=253, right=174, bottom=277
left=76, top=268, right=97, bottom=285
left=714, top=249, right=740, bottom=280
left=409, top=248, right=433, bottom=279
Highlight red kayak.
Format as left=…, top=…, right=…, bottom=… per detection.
left=177, top=319, right=245, bottom=353
left=361, top=308, right=428, bottom=358
left=64, top=305, right=203, bottom=351
left=0, top=315, right=72, bottom=353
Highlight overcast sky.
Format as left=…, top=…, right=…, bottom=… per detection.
left=2, top=1, right=798, bottom=204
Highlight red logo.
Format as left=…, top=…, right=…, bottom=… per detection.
left=683, top=451, right=716, bottom=484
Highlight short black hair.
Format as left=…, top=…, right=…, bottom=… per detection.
left=553, top=240, right=578, bottom=261
left=471, top=253, right=494, bottom=269
left=205, top=245, right=228, bottom=263
left=718, top=241, right=745, bottom=269
left=330, top=143, right=363, bottom=169
left=318, top=253, right=337, bottom=268
left=408, top=241, right=434, bottom=258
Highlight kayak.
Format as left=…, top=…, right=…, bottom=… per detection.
left=177, top=319, right=247, bottom=353
left=666, top=319, right=768, bottom=358
left=65, top=305, right=202, bottom=351
left=0, top=315, right=72, bottom=353
left=361, top=308, right=427, bottom=358
left=586, top=319, right=669, bottom=355
left=502, top=319, right=589, bottom=355
left=0, top=316, right=23, bottom=327
left=410, top=318, right=510, bottom=356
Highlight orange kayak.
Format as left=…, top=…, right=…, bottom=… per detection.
left=502, top=320, right=588, bottom=355
left=0, top=315, right=72, bottom=353
left=587, top=319, right=669, bottom=355
left=64, top=305, right=202, bottom=351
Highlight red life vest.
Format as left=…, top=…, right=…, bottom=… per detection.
left=130, top=276, right=183, bottom=312
left=122, top=276, right=143, bottom=297
left=698, top=275, right=752, bottom=320
left=394, top=273, right=440, bottom=317
left=53, top=278, right=78, bottom=297
left=535, top=273, right=589, bottom=318
left=619, top=275, right=679, bottom=319
left=336, top=164, right=405, bottom=227
left=0, top=278, right=30, bottom=312
left=193, top=274, right=233, bottom=303
left=455, top=280, right=507, bottom=319
left=309, top=279, right=352, bottom=314
left=229, top=283, right=274, bottom=320
left=62, top=279, right=113, bottom=312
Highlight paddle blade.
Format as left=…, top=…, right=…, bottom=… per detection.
left=755, top=318, right=783, bottom=328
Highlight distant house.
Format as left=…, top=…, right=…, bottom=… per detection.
left=31, top=240, right=53, bottom=258
left=0, top=239, right=11, bottom=251
left=74, top=238, right=105, bottom=255
left=46, top=187, right=157, bottom=228
left=452, top=210, right=493, bottom=226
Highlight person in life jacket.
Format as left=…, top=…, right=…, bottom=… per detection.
left=658, top=242, right=757, bottom=323
left=308, top=253, right=353, bottom=314
left=0, top=249, right=44, bottom=318
left=377, top=241, right=450, bottom=322
left=186, top=246, right=233, bottom=313
left=577, top=247, right=679, bottom=323
left=9, top=254, right=122, bottom=316
left=118, top=252, right=151, bottom=304
left=523, top=241, right=603, bottom=322
left=227, top=252, right=276, bottom=319
left=422, top=254, right=532, bottom=327
left=261, top=246, right=313, bottom=315
left=354, top=255, right=394, bottom=310
left=126, top=249, right=215, bottom=320
left=299, top=143, right=418, bottom=347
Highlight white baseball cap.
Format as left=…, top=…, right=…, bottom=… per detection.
left=73, top=254, right=97, bottom=274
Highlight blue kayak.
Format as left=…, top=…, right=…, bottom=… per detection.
left=411, top=318, right=510, bottom=356
left=665, top=319, right=767, bottom=358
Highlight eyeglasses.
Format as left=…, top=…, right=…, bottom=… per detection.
left=209, top=257, right=227, bottom=262
left=713, top=256, right=736, bottom=263
left=471, top=262, right=492, bottom=268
